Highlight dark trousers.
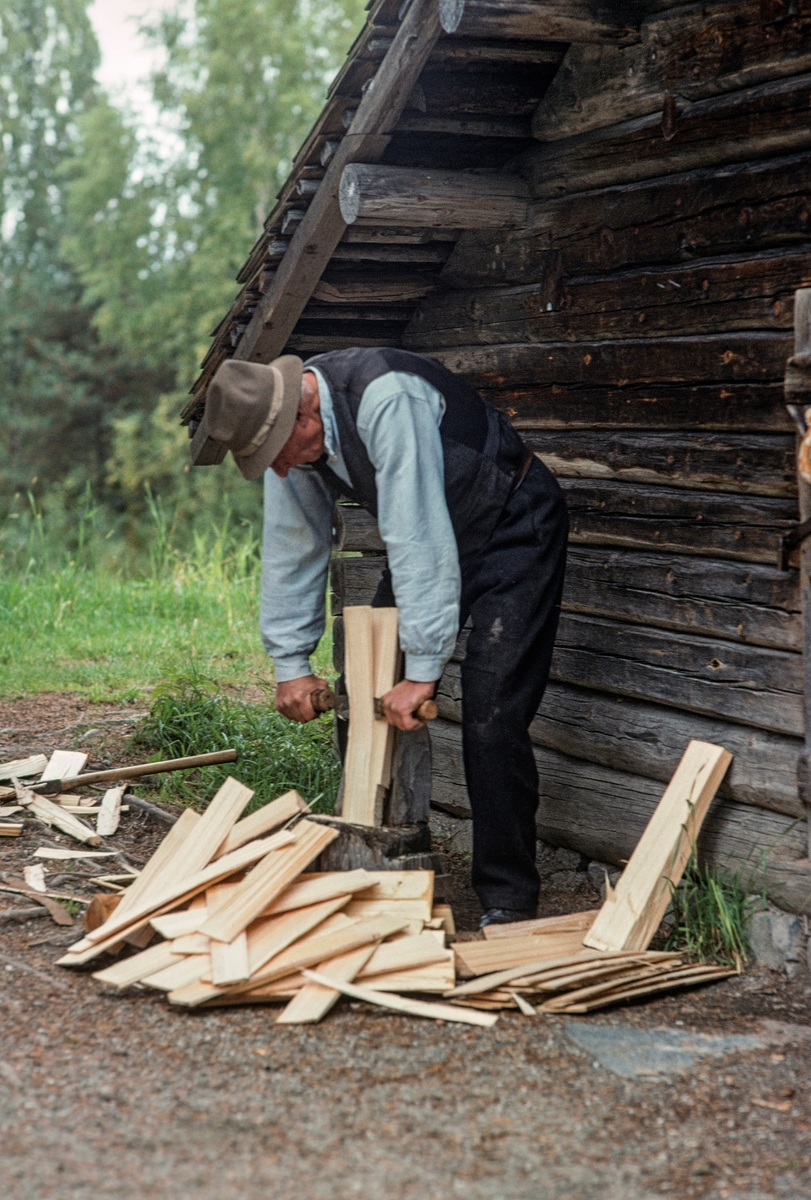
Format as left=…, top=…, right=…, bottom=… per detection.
left=374, top=456, right=568, bottom=912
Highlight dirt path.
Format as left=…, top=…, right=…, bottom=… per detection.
left=1, top=696, right=810, bottom=1200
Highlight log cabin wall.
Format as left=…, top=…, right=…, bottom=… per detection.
left=332, top=0, right=811, bottom=913
left=187, top=0, right=811, bottom=912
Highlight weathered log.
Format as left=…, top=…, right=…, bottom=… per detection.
left=528, top=430, right=796, bottom=498
left=429, top=37, right=567, bottom=67
left=431, top=333, right=793, bottom=389
left=331, top=243, right=455, bottom=263
left=525, top=73, right=811, bottom=199
left=533, top=0, right=811, bottom=142
left=339, top=477, right=799, bottom=564
left=330, top=554, right=387, bottom=611
left=441, top=154, right=811, bottom=286
left=483, top=383, right=793, bottom=433
left=432, top=680, right=804, bottom=819
left=551, top=612, right=803, bottom=735
left=338, top=164, right=529, bottom=229
left=439, top=0, right=642, bottom=44
left=562, top=478, right=798, bottom=565
left=312, top=274, right=438, bottom=303
left=335, top=506, right=386, bottom=553
left=564, top=546, right=800, bottom=650
left=406, top=248, right=811, bottom=349
left=334, top=545, right=801, bottom=650
left=428, top=719, right=811, bottom=913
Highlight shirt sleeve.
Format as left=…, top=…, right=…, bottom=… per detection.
left=260, top=466, right=336, bottom=682
left=357, top=371, right=461, bottom=681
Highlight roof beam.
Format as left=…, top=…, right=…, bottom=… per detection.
left=339, top=164, right=529, bottom=229
left=231, top=0, right=444, bottom=369
left=439, top=0, right=642, bottom=44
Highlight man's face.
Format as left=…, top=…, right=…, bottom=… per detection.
left=271, top=372, right=325, bottom=477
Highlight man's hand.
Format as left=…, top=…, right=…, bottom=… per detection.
left=275, top=674, right=326, bottom=723
left=381, top=679, right=437, bottom=732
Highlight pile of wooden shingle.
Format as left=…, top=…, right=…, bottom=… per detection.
left=51, top=738, right=739, bottom=1026
left=55, top=777, right=498, bottom=1027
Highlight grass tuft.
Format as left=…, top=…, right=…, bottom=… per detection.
left=134, top=673, right=340, bottom=815
left=665, top=856, right=761, bottom=969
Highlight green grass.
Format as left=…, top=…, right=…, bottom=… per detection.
left=665, top=857, right=760, bottom=969
left=0, top=501, right=333, bottom=702
left=1, top=497, right=340, bottom=812
left=135, top=674, right=340, bottom=813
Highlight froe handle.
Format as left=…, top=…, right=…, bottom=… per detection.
left=309, top=688, right=437, bottom=722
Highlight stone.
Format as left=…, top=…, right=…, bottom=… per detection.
left=747, top=903, right=808, bottom=979
left=564, top=1023, right=765, bottom=1078
left=429, top=809, right=473, bottom=855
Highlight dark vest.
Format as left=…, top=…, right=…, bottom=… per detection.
left=304, top=347, right=528, bottom=570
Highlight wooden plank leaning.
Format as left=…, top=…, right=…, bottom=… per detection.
left=584, top=740, right=733, bottom=954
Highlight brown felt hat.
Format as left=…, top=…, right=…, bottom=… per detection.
left=205, top=356, right=303, bottom=480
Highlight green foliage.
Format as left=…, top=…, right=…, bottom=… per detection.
left=665, top=857, right=760, bottom=969
left=2, top=0, right=367, bottom=548
left=135, top=673, right=340, bottom=812
left=0, top=3, right=170, bottom=508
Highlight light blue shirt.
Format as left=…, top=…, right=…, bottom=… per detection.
left=260, top=369, right=461, bottom=683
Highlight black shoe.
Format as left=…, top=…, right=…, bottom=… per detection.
left=479, top=907, right=537, bottom=929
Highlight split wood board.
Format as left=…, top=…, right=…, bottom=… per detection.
left=198, top=820, right=339, bottom=943
left=0, top=754, right=47, bottom=780
left=96, top=785, right=125, bottom=837
left=554, top=965, right=737, bottom=1013
left=142, top=953, right=212, bottom=992
left=370, top=606, right=401, bottom=816
left=302, top=969, right=498, bottom=1027
left=446, top=950, right=643, bottom=997
left=584, top=740, right=733, bottom=954
left=276, top=944, right=377, bottom=1025
left=453, top=930, right=591, bottom=979
left=171, top=932, right=210, bottom=955
left=26, top=792, right=101, bottom=846
left=151, top=906, right=209, bottom=939
left=92, top=942, right=184, bottom=989
left=168, top=914, right=404, bottom=1007
left=40, top=750, right=88, bottom=782
left=57, top=829, right=296, bottom=964
left=357, top=931, right=451, bottom=978
left=210, top=934, right=250, bottom=985
left=362, top=955, right=456, bottom=993
left=114, top=808, right=202, bottom=920
left=0, top=823, right=23, bottom=836
left=245, top=896, right=352, bottom=975
left=262, top=869, right=373, bottom=915
left=482, top=910, right=599, bottom=940
left=192, top=903, right=354, bottom=1001
left=340, top=606, right=377, bottom=826
left=353, top=870, right=435, bottom=902
left=214, top=789, right=307, bottom=858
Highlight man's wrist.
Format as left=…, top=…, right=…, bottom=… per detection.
left=403, top=652, right=445, bottom=682
left=273, top=654, right=313, bottom=683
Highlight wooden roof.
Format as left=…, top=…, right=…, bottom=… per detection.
left=183, top=0, right=642, bottom=457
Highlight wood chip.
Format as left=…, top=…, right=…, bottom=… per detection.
left=301, top=969, right=499, bottom=1027
left=96, top=785, right=125, bottom=837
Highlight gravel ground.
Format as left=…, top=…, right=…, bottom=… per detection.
left=1, top=694, right=810, bottom=1200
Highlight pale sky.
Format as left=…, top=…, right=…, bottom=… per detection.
left=88, top=0, right=179, bottom=112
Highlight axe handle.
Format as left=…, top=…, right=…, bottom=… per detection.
left=310, top=688, right=437, bottom=722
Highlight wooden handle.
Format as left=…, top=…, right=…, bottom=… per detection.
left=310, top=688, right=336, bottom=714
left=311, top=689, right=436, bottom=721
left=47, top=749, right=239, bottom=791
